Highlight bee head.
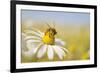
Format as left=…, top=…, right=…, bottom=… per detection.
left=44, top=22, right=57, bottom=37
left=49, top=28, right=57, bottom=35
left=45, top=28, right=57, bottom=37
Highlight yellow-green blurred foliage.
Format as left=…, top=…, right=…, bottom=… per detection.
left=21, top=21, right=90, bottom=63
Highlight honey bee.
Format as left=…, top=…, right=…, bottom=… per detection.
left=42, top=23, right=57, bottom=45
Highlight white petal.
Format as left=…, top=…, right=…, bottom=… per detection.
left=26, top=39, right=41, bottom=44
left=24, top=43, right=43, bottom=56
left=37, top=45, right=47, bottom=58
left=31, top=28, right=43, bottom=35
left=26, top=39, right=41, bottom=50
left=32, top=43, right=43, bottom=54
left=22, top=33, right=27, bottom=37
left=25, top=36, right=41, bottom=41
left=53, top=45, right=65, bottom=60
left=60, top=46, right=69, bottom=53
left=55, top=38, right=65, bottom=46
left=26, top=42, right=38, bottom=51
left=25, top=30, right=43, bottom=37
left=47, top=45, right=54, bottom=60
left=22, top=49, right=34, bottom=57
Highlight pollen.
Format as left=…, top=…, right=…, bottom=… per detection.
left=42, top=32, right=55, bottom=45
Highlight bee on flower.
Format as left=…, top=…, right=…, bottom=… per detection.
left=22, top=22, right=68, bottom=60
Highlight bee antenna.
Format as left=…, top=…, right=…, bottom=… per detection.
left=45, top=22, right=51, bottom=28
left=52, top=21, right=55, bottom=28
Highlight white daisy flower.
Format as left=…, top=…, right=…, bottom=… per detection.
left=22, top=28, right=68, bottom=60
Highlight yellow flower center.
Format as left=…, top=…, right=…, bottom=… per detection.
left=42, top=31, right=55, bottom=45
